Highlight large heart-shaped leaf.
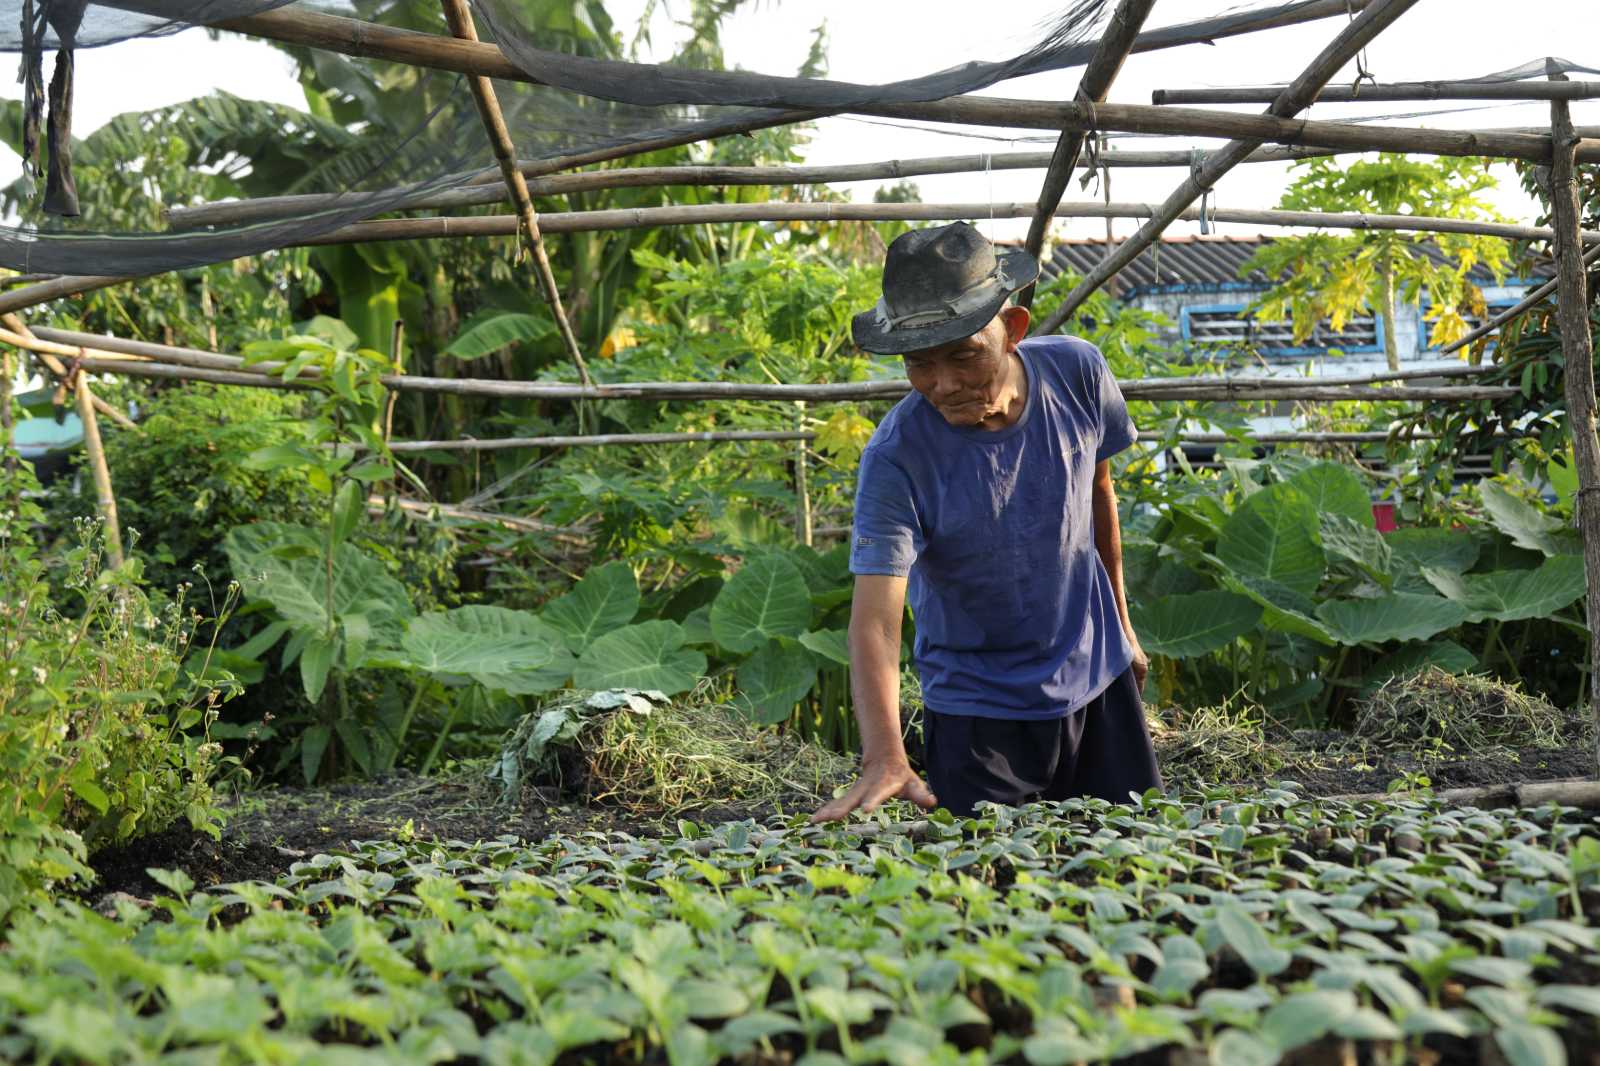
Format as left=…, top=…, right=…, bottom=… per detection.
left=710, top=553, right=812, bottom=653
left=1217, top=484, right=1324, bottom=597
left=1316, top=593, right=1471, bottom=646
left=1131, top=590, right=1261, bottom=659
left=1221, top=572, right=1336, bottom=645
left=224, top=522, right=412, bottom=646
left=401, top=606, right=569, bottom=694
left=573, top=620, right=706, bottom=695
left=542, top=561, right=641, bottom=654
left=798, top=629, right=851, bottom=666
left=734, top=639, right=818, bottom=725
left=1479, top=480, right=1577, bottom=557
left=1388, top=528, right=1479, bottom=592
left=1286, top=462, right=1371, bottom=525
left=1319, top=512, right=1392, bottom=585
left=1424, top=555, right=1586, bottom=622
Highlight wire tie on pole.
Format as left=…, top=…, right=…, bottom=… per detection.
left=1190, top=149, right=1213, bottom=235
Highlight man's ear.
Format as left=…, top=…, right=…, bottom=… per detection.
left=998, top=304, right=1031, bottom=349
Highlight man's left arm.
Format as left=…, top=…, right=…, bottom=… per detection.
left=1091, top=459, right=1147, bottom=690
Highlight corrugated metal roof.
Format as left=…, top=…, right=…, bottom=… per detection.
left=1041, top=234, right=1547, bottom=291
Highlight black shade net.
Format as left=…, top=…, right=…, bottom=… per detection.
left=0, top=0, right=1594, bottom=281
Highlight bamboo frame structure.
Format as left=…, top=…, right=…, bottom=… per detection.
left=0, top=314, right=139, bottom=431
left=164, top=147, right=1348, bottom=231
left=1154, top=80, right=1600, bottom=105
left=1036, top=0, right=1424, bottom=334
left=440, top=0, right=591, bottom=387
left=1018, top=0, right=1156, bottom=310
left=1548, top=86, right=1600, bottom=775
left=73, top=374, right=123, bottom=567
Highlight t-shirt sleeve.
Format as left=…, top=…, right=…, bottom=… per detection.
left=849, top=445, right=921, bottom=577
left=1090, top=345, right=1137, bottom=463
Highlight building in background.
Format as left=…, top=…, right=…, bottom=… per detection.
left=1042, top=234, right=1549, bottom=378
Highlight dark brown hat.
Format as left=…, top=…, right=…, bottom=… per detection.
left=851, top=222, right=1038, bottom=355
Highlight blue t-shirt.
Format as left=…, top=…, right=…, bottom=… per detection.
left=849, top=335, right=1136, bottom=720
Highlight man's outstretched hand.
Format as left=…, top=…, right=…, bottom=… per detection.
left=810, top=756, right=937, bottom=824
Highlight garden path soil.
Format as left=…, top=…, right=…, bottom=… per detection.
left=81, top=742, right=1595, bottom=908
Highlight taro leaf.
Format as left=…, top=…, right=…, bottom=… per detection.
left=734, top=639, right=818, bottom=725
left=1215, top=901, right=1292, bottom=978
left=1131, top=590, right=1261, bottom=659
left=1494, top=1023, right=1567, bottom=1066
left=573, top=620, right=706, bottom=695
left=798, top=628, right=851, bottom=666
left=1361, top=640, right=1477, bottom=693
left=1259, top=989, right=1357, bottom=1052
left=441, top=311, right=552, bottom=361
left=224, top=522, right=413, bottom=646
left=1217, top=483, right=1325, bottom=597
left=681, top=605, right=714, bottom=646
left=1316, top=593, right=1471, bottom=646
left=710, top=553, right=812, bottom=653
left=400, top=606, right=568, bottom=694
left=1221, top=572, right=1336, bottom=645
left=1389, top=527, right=1481, bottom=592
left=1480, top=480, right=1577, bottom=557
left=541, top=561, right=641, bottom=654
left=1319, top=512, right=1392, bottom=584
left=1286, top=462, right=1371, bottom=525
left=1424, top=555, right=1586, bottom=623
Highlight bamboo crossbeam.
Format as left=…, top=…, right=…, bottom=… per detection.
left=1035, top=0, right=1424, bottom=335
left=0, top=315, right=140, bottom=431
left=441, top=0, right=591, bottom=387
left=291, top=199, right=1600, bottom=248
left=1438, top=241, right=1600, bottom=356
left=165, top=147, right=1349, bottom=232
left=386, top=429, right=814, bottom=452
left=1155, top=80, right=1600, bottom=106
left=18, top=327, right=1518, bottom=404
left=0, top=274, right=135, bottom=317
left=1019, top=0, right=1156, bottom=311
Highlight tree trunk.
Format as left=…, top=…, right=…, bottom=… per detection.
left=1379, top=257, right=1400, bottom=372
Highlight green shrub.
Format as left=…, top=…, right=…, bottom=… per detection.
left=49, top=384, right=316, bottom=592
left=1, top=460, right=234, bottom=921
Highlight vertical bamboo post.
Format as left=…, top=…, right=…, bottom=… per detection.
left=1, top=344, right=14, bottom=474
left=1549, top=88, right=1600, bottom=776
left=73, top=373, right=123, bottom=568
left=795, top=401, right=813, bottom=547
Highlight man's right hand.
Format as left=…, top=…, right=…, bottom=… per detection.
left=810, top=756, right=937, bottom=823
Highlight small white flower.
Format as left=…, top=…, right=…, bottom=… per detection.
left=32, top=666, right=47, bottom=685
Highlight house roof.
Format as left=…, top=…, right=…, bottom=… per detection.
left=1041, top=233, right=1548, bottom=291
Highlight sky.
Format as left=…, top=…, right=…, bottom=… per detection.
left=2, top=0, right=1598, bottom=246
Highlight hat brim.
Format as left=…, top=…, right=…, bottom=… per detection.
left=851, top=247, right=1040, bottom=355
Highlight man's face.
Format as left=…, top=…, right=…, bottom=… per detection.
left=901, top=307, right=1028, bottom=428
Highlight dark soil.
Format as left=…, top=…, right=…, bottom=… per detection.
left=1272, top=733, right=1595, bottom=796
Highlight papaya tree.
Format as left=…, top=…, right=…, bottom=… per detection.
left=1242, top=154, right=1511, bottom=369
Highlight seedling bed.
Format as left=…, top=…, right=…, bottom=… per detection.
left=9, top=788, right=1599, bottom=1066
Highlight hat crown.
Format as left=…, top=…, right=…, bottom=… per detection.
left=882, top=222, right=999, bottom=319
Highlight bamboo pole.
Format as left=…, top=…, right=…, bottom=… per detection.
left=1327, top=778, right=1600, bottom=810
left=208, top=0, right=1371, bottom=107
left=1547, top=88, right=1600, bottom=778
left=1019, top=0, right=1157, bottom=311
left=794, top=402, right=812, bottom=547
left=0, top=274, right=135, bottom=317
left=386, top=429, right=814, bottom=452
left=1437, top=242, right=1600, bottom=357
left=439, top=0, right=591, bottom=389
left=0, top=316, right=139, bottom=431
left=1155, top=80, right=1600, bottom=106
left=289, top=200, right=1600, bottom=249
left=73, top=374, right=123, bottom=568
left=1035, top=0, right=1424, bottom=335
left=165, top=147, right=1349, bottom=231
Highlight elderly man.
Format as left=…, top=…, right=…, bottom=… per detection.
left=812, top=222, right=1162, bottom=822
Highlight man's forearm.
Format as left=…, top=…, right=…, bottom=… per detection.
left=848, top=615, right=907, bottom=764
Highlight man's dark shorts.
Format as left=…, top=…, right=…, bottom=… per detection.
left=922, top=667, right=1162, bottom=817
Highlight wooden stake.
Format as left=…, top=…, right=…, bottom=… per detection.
left=1, top=343, right=13, bottom=472
left=439, top=0, right=592, bottom=388
left=1548, top=88, right=1600, bottom=777
left=1018, top=0, right=1157, bottom=310
left=73, top=373, right=123, bottom=568
left=794, top=401, right=812, bottom=547
left=1035, top=0, right=1424, bottom=334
